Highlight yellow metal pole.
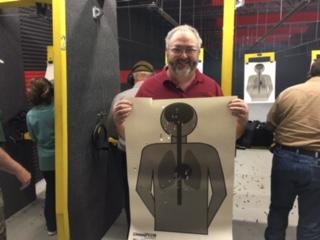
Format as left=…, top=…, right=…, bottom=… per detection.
left=52, top=0, right=69, bottom=239
left=311, top=50, right=320, bottom=62
left=221, top=0, right=236, bottom=96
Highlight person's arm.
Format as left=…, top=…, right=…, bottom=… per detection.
left=107, top=96, right=120, bottom=139
left=0, top=148, right=31, bottom=189
left=112, top=99, right=133, bottom=140
left=266, top=98, right=280, bottom=130
left=228, top=98, right=249, bottom=139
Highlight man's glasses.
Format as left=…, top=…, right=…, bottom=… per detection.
left=169, top=47, right=199, bottom=56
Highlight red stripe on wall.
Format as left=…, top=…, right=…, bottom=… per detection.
left=217, top=12, right=319, bottom=28
left=120, top=70, right=131, bottom=84
left=24, top=71, right=46, bottom=92
left=120, top=69, right=160, bottom=84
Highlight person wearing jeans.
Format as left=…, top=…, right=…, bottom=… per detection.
left=265, top=59, right=320, bottom=240
left=265, top=146, right=320, bottom=239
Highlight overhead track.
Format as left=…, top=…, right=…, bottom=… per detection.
left=116, top=1, right=178, bottom=26
left=148, top=1, right=178, bottom=26
left=0, top=0, right=51, bottom=8
left=249, top=0, right=312, bottom=50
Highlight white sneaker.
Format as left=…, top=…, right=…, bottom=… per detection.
left=47, top=230, right=57, bottom=236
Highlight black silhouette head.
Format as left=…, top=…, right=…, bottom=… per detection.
left=254, top=63, right=265, bottom=73
left=160, top=102, right=197, bottom=137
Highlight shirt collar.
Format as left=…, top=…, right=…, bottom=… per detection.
left=133, top=81, right=144, bottom=88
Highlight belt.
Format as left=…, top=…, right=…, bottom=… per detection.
left=278, top=144, right=320, bottom=158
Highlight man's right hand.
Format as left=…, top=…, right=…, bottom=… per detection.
left=112, top=99, right=133, bottom=139
left=16, top=167, right=31, bottom=190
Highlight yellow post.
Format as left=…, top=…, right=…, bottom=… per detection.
left=47, top=46, right=53, bottom=63
left=52, top=0, right=69, bottom=239
left=221, top=0, right=236, bottom=96
left=311, top=50, right=320, bottom=62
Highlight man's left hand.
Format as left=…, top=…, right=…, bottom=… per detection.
left=228, top=98, right=249, bottom=138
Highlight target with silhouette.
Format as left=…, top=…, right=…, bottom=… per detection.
left=246, top=63, right=273, bottom=101
left=244, top=58, right=276, bottom=103
left=135, top=102, right=226, bottom=234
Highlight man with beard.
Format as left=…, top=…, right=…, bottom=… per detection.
left=112, top=25, right=248, bottom=140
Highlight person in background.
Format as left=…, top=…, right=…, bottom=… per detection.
left=265, top=59, right=320, bottom=240
left=107, top=60, right=154, bottom=234
left=113, top=24, right=248, bottom=140
left=0, top=110, right=31, bottom=240
left=108, top=60, right=155, bottom=150
left=26, top=78, right=56, bottom=236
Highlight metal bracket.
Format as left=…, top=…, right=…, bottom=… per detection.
left=92, top=6, right=104, bottom=20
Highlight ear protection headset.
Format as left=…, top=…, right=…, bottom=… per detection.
left=127, top=73, right=135, bottom=87
left=127, top=62, right=154, bottom=87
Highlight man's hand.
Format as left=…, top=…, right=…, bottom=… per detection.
left=0, top=148, right=32, bottom=190
left=112, top=99, right=133, bottom=139
left=16, top=167, right=31, bottom=190
left=228, top=98, right=249, bottom=139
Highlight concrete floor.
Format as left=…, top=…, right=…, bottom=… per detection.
left=7, top=203, right=296, bottom=240
left=103, top=211, right=297, bottom=240
left=6, top=180, right=57, bottom=240
left=6, top=149, right=298, bottom=240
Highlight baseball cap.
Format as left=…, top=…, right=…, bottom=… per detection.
left=131, top=61, right=154, bottom=73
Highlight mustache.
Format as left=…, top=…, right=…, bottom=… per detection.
left=170, top=59, right=198, bottom=68
left=176, top=59, right=193, bottom=65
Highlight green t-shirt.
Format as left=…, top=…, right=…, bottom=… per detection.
left=26, top=104, right=55, bottom=171
left=0, top=111, right=5, bottom=147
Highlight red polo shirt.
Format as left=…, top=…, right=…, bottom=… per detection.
left=135, top=69, right=223, bottom=99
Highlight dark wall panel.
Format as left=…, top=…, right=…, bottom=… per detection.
left=0, top=8, right=36, bottom=217
left=0, top=9, right=27, bottom=120
left=19, top=7, right=53, bottom=71
left=117, top=7, right=169, bottom=71
left=0, top=141, right=36, bottom=218
left=66, top=0, right=120, bottom=239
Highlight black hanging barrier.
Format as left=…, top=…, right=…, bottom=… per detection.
left=66, top=1, right=121, bottom=238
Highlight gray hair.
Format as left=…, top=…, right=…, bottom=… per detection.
left=165, top=24, right=202, bottom=49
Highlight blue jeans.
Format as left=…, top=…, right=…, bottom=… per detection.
left=265, top=147, right=320, bottom=240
